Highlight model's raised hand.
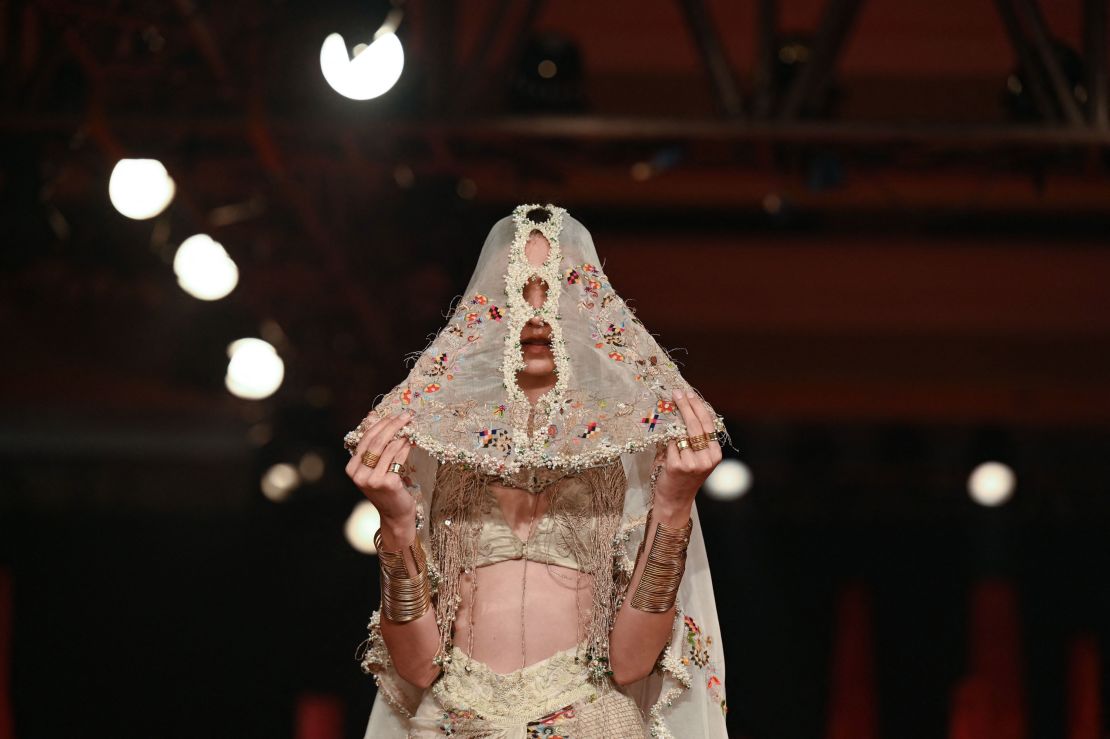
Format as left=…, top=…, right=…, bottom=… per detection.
left=344, top=409, right=417, bottom=524
left=652, top=389, right=723, bottom=520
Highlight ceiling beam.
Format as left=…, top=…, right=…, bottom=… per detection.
left=1013, top=0, right=1086, bottom=126
left=777, top=0, right=864, bottom=120
left=677, top=0, right=744, bottom=119
left=7, top=112, right=1110, bottom=146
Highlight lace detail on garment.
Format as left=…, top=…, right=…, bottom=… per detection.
left=410, top=644, right=645, bottom=738
left=432, top=644, right=598, bottom=730
left=356, top=610, right=417, bottom=719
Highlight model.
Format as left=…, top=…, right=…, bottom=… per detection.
left=344, top=203, right=728, bottom=738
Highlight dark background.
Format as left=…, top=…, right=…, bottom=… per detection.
left=2, top=1, right=1109, bottom=738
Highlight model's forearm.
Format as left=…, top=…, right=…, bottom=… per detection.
left=376, top=515, right=442, bottom=689
left=608, top=499, right=693, bottom=686
left=380, top=608, right=442, bottom=688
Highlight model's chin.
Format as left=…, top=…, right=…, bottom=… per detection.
left=519, top=356, right=556, bottom=376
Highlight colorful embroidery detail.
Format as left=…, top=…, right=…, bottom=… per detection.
left=682, top=615, right=727, bottom=716
left=527, top=704, right=575, bottom=738
left=477, top=427, right=511, bottom=454
left=438, top=708, right=478, bottom=734
left=683, top=615, right=710, bottom=668
left=429, top=352, right=449, bottom=375
left=602, top=322, right=625, bottom=346
left=579, top=421, right=601, bottom=439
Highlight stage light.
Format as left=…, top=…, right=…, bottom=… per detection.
left=393, top=164, right=415, bottom=189
left=225, top=338, right=285, bottom=399
left=968, top=461, right=1015, bottom=507
left=773, top=34, right=840, bottom=118
left=108, top=158, right=175, bottom=220
left=510, top=33, right=585, bottom=112
left=456, top=178, right=477, bottom=200
left=345, top=500, right=381, bottom=554
left=299, top=451, right=325, bottom=482
left=320, top=31, right=404, bottom=100
left=762, top=193, right=783, bottom=214
left=704, top=458, right=753, bottom=501
left=173, top=234, right=238, bottom=300
left=261, top=462, right=300, bottom=501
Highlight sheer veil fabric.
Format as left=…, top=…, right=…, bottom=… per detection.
left=346, top=204, right=729, bottom=738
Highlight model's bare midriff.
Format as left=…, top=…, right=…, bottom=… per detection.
left=450, top=482, right=595, bottom=674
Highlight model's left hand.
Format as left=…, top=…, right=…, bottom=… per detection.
left=652, top=389, right=723, bottom=521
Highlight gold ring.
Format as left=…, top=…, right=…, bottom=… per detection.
left=675, top=438, right=691, bottom=451
left=690, top=438, right=710, bottom=451
left=361, top=450, right=381, bottom=468
left=690, top=432, right=717, bottom=445
left=387, top=462, right=404, bottom=475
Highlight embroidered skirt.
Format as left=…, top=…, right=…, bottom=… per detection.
left=407, top=644, right=645, bottom=738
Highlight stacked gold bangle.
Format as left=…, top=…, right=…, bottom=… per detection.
left=630, top=510, right=693, bottom=613
left=374, top=529, right=432, bottom=623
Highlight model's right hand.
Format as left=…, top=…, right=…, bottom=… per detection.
left=344, top=410, right=417, bottom=526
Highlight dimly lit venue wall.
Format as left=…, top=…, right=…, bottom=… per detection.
left=3, top=1, right=1110, bottom=738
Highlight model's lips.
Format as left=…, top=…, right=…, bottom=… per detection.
left=520, top=336, right=552, bottom=355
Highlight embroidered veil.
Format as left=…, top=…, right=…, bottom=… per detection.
left=344, top=204, right=729, bottom=738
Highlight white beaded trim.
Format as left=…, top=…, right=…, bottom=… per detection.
left=502, top=203, right=570, bottom=452
left=392, top=421, right=723, bottom=479
left=648, top=608, right=694, bottom=739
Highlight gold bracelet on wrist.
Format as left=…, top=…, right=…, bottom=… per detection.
left=629, top=509, right=692, bottom=613
left=374, top=529, right=432, bottom=623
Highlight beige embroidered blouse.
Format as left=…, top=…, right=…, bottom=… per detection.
left=470, top=472, right=598, bottom=571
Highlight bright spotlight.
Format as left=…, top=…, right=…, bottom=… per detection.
left=704, top=458, right=753, bottom=501
left=345, top=500, right=381, bottom=554
left=173, top=234, right=239, bottom=300
left=968, top=461, right=1016, bottom=507
left=226, top=338, right=285, bottom=400
left=108, top=158, right=176, bottom=220
left=261, top=462, right=300, bottom=501
left=320, top=31, right=404, bottom=100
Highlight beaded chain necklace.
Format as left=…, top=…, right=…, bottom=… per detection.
left=462, top=484, right=543, bottom=678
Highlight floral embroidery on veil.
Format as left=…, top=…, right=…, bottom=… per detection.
left=343, top=204, right=727, bottom=492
